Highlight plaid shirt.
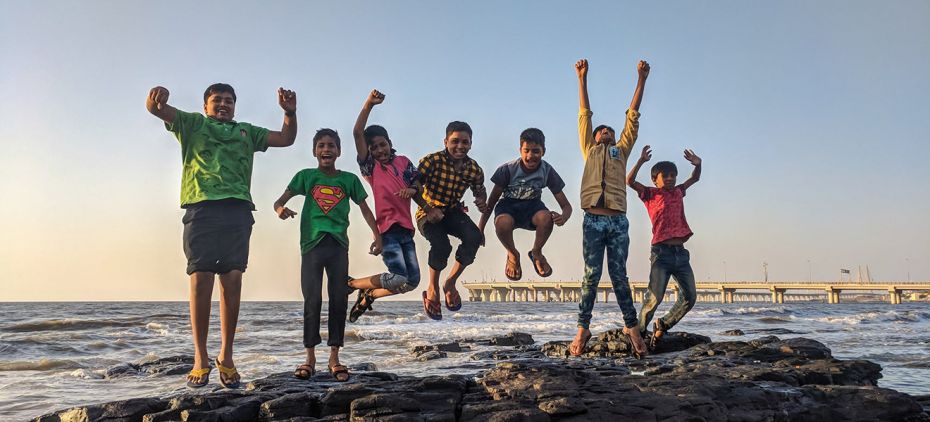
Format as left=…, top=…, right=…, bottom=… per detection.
left=416, top=150, right=486, bottom=220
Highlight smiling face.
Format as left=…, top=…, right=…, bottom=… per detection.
left=368, top=136, right=392, bottom=163
left=520, top=141, right=545, bottom=171
left=203, top=92, right=236, bottom=122
left=313, top=135, right=341, bottom=168
left=653, top=170, right=677, bottom=189
left=444, top=131, right=472, bottom=160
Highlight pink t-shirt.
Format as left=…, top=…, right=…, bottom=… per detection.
left=639, top=186, right=693, bottom=245
left=359, top=153, right=418, bottom=234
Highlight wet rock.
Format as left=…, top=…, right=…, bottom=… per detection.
left=348, top=362, right=377, bottom=372
left=258, top=392, right=320, bottom=420
left=412, top=341, right=464, bottom=354
left=489, top=332, right=535, bottom=346
left=720, top=329, right=745, bottom=336
left=541, top=329, right=710, bottom=358
left=105, top=355, right=198, bottom=379
left=34, top=397, right=169, bottom=422
left=417, top=350, right=448, bottom=361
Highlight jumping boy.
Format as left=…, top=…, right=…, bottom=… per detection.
left=628, top=145, right=701, bottom=350
left=570, top=59, right=650, bottom=357
left=478, top=128, right=572, bottom=280
left=146, top=84, right=297, bottom=388
left=345, top=90, right=422, bottom=322
left=417, top=122, right=489, bottom=320
left=273, top=129, right=381, bottom=382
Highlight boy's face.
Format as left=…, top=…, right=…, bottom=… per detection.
left=369, top=136, right=392, bottom=163
left=519, top=141, right=545, bottom=171
left=595, top=127, right=615, bottom=144
left=444, top=131, right=472, bottom=160
left=313, top=136, right=341, bottom=167
left=653, top=171, right=677, bottom=189
left=203, top=92, right=236, bottom=122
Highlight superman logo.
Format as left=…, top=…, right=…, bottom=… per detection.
left=311, top=185, right=346, bottom=214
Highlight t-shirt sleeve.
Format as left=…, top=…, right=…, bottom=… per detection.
left=164, top=110, right=201, bottom=142
left=489, top=163, right=510, bottom=187
left=638, top=186, right=655, bottom=202
left=402, top=158, right=419, bottom=186
left=248, top=124, right=270, bottom=153
left=348, top=174, right=368, bottom=204
left=677, top=185, right=687, bottom=197
left=358, top=154, right=375, bottom=177
left=287, top=170, right=308, bottom=196
left=546, top=166, right=566, bottom=194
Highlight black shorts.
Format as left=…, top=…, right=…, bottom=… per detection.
left=182, top=199, right=254, bottom=275
left=494, top=198, right=549, bottom=230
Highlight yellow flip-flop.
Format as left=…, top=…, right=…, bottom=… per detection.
left=186, top=366, right=211, bottom=388
left=214, top=358, right=241, bottom=389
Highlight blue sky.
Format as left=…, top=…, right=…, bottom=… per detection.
left=1, top=1, right=928, bottom=300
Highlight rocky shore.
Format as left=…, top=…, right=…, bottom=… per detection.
left=33, top=331, right=930, bottom=421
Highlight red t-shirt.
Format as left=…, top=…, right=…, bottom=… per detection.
left=638, top=186, right=693, bottom=245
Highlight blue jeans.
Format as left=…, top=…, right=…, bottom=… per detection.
left=378, top=226, right=421, bottom=293
left=578, top=212, right=637, bottom=329
left=638, top=244, right=697, bottom=333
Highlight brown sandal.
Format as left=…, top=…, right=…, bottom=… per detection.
left=294, top=363, right=315, bottom=380
left=329, top=364, right=349, bottom=382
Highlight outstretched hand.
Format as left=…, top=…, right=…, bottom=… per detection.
left=366, top=89, right=385, bottom=106
left=278, top=88, right=296, bottom=113
left=276, top=206, right=297, bottom=220
left=395, top=187, right=416, bottom=199
left=684, top=149, right=701, bottom=166
left=148, top=86, right=169, bottom=110
left=575, top=59, right=588, bottom=78
left=637, top=60, right=650, bottom=79
left=639, top=145, right=653, bottom=163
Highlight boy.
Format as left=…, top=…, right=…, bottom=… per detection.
left=146, top=84, right=297, bottom=388
left=478, top=128, right=572, bottom=280
left=417, top=121, right=489, bottom=320
left=273, top=129, right=381, bottom=382
left=570, top=59, right=650, bottom=358
left=628, top=145, right=702, bottom=350
left=345, top=90, right=422, bottom=322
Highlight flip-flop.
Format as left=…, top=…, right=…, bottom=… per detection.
left=505, top=254, right=522, bottom=281
left=569, top=330, right=592, bottom=357
left=623, top=327, right=649, bottom=359
left=527, top=251, right=553, bottom=277
left=444, top=289, right=462, bottom=312
left=186, top=366, right=211, bottom=388
left=214, top=358, right=241, bottom=389
left=422, top=291, right=442, bottom=320
left=294, top=363, right=315, bottom=380
left=349, top=289, right=374, bottom=323
left=329, top=364, right=350, bottom=382
left=649, top=319, right=668, bottom=351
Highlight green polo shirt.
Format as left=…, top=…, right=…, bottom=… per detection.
left=287, top=169, right=367, bottom=254
left=166, top=110, right=270, bottom=207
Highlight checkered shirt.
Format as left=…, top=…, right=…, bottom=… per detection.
left=416, top=150, right=486, bottom=220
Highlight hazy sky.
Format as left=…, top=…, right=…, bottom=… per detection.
left=1, top=1, right=928, bottom=301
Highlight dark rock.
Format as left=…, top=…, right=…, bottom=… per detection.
left=259, top=392, right=320, bottom=420
left=489, top=332, right=535, bottom=346
left=412, top=342, right=464, bottom=355
left=34, top=397, right=169, bottom=422
left=320, top=384, right=375, bottom=416
left=765, top=337, right=832, bottom=359
left=542, top=329, right=710, bottom=358
left=417, top=350, right=448, bottom=361
left=105, top=355, right=199, bottom=379
left=348, top=362, right=377, bottom=372
left=720, top=329, right=745, bottom=336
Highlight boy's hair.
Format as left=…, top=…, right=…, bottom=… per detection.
left=520, top=128, right=545, bottom=148
left=593, top=124, right=614, bottom=137
left=203, top=83, right=237, bottom=103
left=445, top=121, right=473, bottom=138
left=651, top=161, right=678, bottom=180
left=364, top=125, right=391, bottom=146
left=313, top=128, right=341, bottom=149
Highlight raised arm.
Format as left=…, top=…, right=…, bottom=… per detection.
left=576, top=59, right=590, bottom=111
left=272, top=188, right=298, bottom=220
left=353, top=90, right=385, bottom=162
left=358, top=200, right=383, bottom=255
left=628, top=60, right=650, bottom=112
left=146, top=86, right=179, bottom=124
left=266, top=88, right=297, bottom=148
left=627, top=145, right=652, bottom=194
left=576, top=59, right=596, bottom=156
left=679, top=149, right=702, bottom=191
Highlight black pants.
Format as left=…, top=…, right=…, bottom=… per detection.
left=300, top=235, right=350, bottom=348
left=417, top=208, right=482, bottom=271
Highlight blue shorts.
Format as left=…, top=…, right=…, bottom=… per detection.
left=378, top=225, right=421, bottom=293
left=494, top=198, right=549, bottom=230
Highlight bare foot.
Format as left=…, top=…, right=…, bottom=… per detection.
left=569, top=328, right=592, bottom=356
left=623, top=326, right=648, bottom=358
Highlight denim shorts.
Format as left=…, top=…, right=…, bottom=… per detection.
left=378, top=225, right=421, bottom=293
left=494, top=198, right=549, bottom=230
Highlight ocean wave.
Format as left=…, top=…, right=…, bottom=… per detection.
left=68, top=368, right=106, bottom=379
left=811, top=310, right=930, bottom=325
left=2, top=318, right=142, bottom=333
left=0, top=358, right=82, bottom=372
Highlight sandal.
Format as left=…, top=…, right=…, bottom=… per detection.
left=186, top=366, right=211, bottom=388
left=444, top=288, right=462, bottom=312
left=528, top=250, right=553, bottom=278
left=422, top=291, right=442, bottom=320
left=349, top=289, right=374, bottom=323
left=650, top=319, right=668, bottom=351
left=214, top=358, right=241, bottom=389
left=294, top=363, right=315, bottom=380
left=505, top=253, right=522, bottom=281
left=329, top=364, right=350, bottom=382
left=569, top=330, right=592, bottom=357
left=623, top=327, right=649, bottom=359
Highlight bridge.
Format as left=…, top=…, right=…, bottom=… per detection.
left=461, top=280, right=930, bottom=304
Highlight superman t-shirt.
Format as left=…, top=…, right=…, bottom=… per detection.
left=287, top=169, right=367, bottom=254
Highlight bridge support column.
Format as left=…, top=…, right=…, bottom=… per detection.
left=825, top=288, right=841, bottom=304
left=888, top=289, right=901, bottom=304
left=603, top=289, right=610, bottom=303
left=719, top=288, right=728, bottom=304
